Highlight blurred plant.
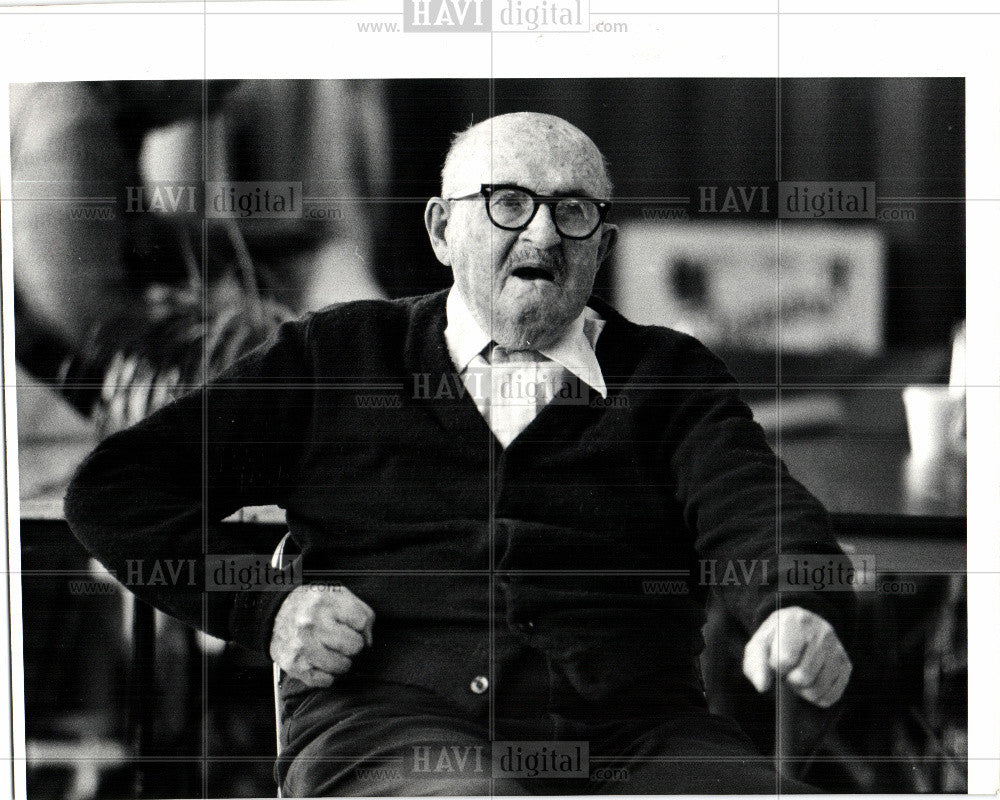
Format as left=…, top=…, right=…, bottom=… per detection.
left=65, top=220, right=294, bottom=437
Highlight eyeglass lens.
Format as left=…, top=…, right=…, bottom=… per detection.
left=488, top=188, right=600, bottom=237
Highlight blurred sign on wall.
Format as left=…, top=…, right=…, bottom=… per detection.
left=612, top=221, right=885, bottom=356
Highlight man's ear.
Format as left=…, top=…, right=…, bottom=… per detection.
left=596, top=223, right=618, bottom=266
left=424, top=197, right=452, bottom=266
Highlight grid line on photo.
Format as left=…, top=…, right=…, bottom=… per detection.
left=200, top=56, right=211, bottom=800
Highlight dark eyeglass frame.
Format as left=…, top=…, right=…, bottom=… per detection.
left=447, top=183, right=611, bottom=240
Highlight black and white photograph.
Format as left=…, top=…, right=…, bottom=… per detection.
left=0, top=5, right=996, bottom=800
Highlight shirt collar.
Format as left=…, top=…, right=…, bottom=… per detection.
left=444, top=286, right=608, bottom=398
left=444, top=287, right=493, bottom=374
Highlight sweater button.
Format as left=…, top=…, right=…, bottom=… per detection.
left=469, top=675, right=489, bottom=694
left=514, top=620, right=535, bottom=634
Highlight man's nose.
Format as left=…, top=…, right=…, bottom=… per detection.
left=520, top=203, right=562, bottom=249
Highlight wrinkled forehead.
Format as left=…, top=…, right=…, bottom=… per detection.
left=446, top=118, right=610, bottom=198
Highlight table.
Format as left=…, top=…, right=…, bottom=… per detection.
left=776, top=432, right=965, bottom=573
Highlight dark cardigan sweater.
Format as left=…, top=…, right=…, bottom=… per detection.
left=65, top=288, right=853, bottom=714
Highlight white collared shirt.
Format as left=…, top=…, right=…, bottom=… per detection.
left=443, top=287, right=607, bottom=447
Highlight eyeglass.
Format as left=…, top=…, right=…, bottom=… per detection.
left=447, top=184, right=610, bottom=240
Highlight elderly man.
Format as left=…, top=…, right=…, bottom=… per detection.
left=66, top=112, right=853, bottom=796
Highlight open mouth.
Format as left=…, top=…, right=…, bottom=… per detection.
left=510, top=266, right=556, bottom=282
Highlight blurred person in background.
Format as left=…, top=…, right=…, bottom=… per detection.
left=11, top=79, right=389, bottom=435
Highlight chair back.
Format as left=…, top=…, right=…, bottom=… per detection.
left=270, top=532, right=299, bottom=798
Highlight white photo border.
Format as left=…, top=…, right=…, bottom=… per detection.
left=1, top=3, right=996, bottom=798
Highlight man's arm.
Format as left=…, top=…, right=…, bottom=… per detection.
left=662, top=335, right=855, bottom=706
left=64, top=316, right=314, bottom=654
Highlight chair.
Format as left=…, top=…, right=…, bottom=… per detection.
left=270, top=532, right=300, bottom=798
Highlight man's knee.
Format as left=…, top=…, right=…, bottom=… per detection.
left=284, top=763, right=532, bottom=797
left=281, top=726, right=528, bottom=796
left=394, top=775, right=532, bottom=796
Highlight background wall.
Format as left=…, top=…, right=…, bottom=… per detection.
left=376, top=78, right=965, bottom=349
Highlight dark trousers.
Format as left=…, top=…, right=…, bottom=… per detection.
left=276, top=647, right=816, bottom=797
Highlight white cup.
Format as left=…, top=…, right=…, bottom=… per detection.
left=902, top=385, right=965, bottom=458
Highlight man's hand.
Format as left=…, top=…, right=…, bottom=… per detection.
left=269, top=584, right=375, bottom=688
left=742, top=606, right=851, bottom=708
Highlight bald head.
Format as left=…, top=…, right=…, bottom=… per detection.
left=441, top=112, right=613, bottom=199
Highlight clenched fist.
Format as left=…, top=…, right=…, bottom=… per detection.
left=269, top=584, right=375, bottom=688
left=742, top=606, right=852, bottom=708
